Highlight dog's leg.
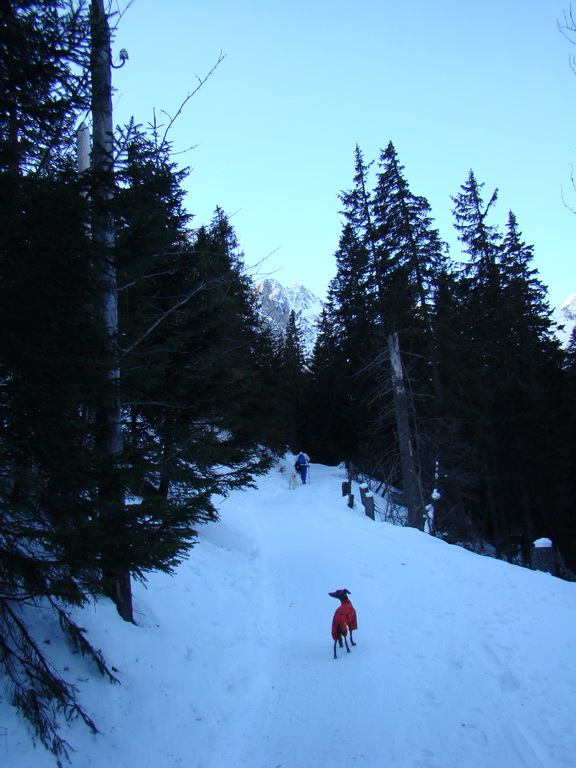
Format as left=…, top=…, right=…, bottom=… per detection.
left=350, top=629, right=356, bottom=646
left=335, top=627, right=344, bottom=658
left=337, top=627, right=350, bottom=655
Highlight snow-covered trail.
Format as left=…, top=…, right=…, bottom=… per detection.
left=5, top=459, right=576, bottom=768
left=198, top=462, right=576, bottom=768
left=205, top=463, right=392, bottom=767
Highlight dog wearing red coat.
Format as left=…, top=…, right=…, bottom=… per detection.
left=329, top=589, right=357, bottom=659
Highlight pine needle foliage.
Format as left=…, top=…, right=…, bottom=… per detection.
left=1, top=1, right=274, bottom=758
left=312, top=145, right=575, bottom=566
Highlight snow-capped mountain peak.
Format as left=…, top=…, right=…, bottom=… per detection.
left=254, top=278, right=323, bottom=355
left=560, top=293, right=576, bottom=318
left=554, top=293, right=576, bottom=346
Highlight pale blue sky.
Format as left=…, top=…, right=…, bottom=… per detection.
left=111, top=0, right=576, bottom=308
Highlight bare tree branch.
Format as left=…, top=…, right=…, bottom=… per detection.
left=558, top=7, right=576, bottom=74
left=159, top=51, right=226, bottom=151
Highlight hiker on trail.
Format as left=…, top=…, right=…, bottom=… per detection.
left=295, top=451, right=310, bottom=484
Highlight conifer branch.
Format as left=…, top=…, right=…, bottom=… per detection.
left=0, top=597, right=101, bottom=763
left=120, top=272, right=228, bottom=357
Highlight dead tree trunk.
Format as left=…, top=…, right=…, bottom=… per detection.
left=388, top=332, right=425, bottom=530
left=90, top=0, right=133, bottom=622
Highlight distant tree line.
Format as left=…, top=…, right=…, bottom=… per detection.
left=300, top=143, right=576, bottom=573
left=1, top=0, right=576, bottom=760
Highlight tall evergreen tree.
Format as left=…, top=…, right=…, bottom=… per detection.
left=313, top=142, right=452, bottom=528
left=307, top=307, right=354, bottom=464
left=0, top=0, right=90, bottom=175
left=277, top=309, right=308, bottom=450
left=247, top=323, right=288, bottom=454
left=118, top=189, right=273, bottom=531
left=366, top=142, right=449, bottom=527
left=311, top=147, right=381, bottom=466
left=447, top=173, right=567, bottom=559
left=0, top=4, right=274, bottom=754
left=452, top=170, right=501, bottom=280
left=446, top=171, right=505, bottom=545
left=0, top=2, right=122, bottom=757
left=562, top=328, right=576, bottom=570
left=494, top=212, right=568, bottom=556
left=371, top=142, right=448, bottom=331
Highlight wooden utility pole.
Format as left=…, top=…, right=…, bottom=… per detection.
left=90, top=0, right=133, bottom=622
left=388, top=332, right=425, bottom=530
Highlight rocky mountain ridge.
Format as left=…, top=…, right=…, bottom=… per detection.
left=554, top=293, right=576, bottom=346
left=253, top=281, right=576, bottom=354
left=253, top=279, right=323, bottom=356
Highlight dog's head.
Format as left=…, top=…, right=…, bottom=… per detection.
left=329, top=589, right=351, bottom=602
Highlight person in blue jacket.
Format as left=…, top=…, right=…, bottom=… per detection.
left=294, top=451, right=310, bottom=484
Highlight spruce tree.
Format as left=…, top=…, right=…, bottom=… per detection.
left=366, top=142, right=449, bottom=527
left=313, top=142, right=452, bottom=526
left=562, top=329, right=576, bottom=570
left=371, top=142, right=448, bottom=330
left=0, top=2, right=121, bottom=756
left=247, top=323, right=288, bottom=454
left=311, top=147, right=381, bottom=466
left=493, top=212, right=568, bottom=557
left=0, top=3, right=274, bottom=754
left=307, top=307, right=353, bottom=464
left=118, top=192, right=272, bottom=537
left=448, top=174, right=568, bottom=560
left=277, top=310, right=308, bottom=450
left=452, top=170, right=501, bottom=280
left=0, top=0, right=90, bottom=175
left=447, top=171, right=505, bottom=545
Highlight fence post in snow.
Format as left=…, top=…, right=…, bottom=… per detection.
left=363, top=492, right=375, bottom=521
left=531, top=538, right=555, bottom=575
left=342, top=480, right=351, bottom=497
left=347, top=493, right=354, bottom=509
left=359, top=483, right=368, bottom=504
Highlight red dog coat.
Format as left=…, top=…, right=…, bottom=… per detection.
left=331, top=598, right=357, bottom=640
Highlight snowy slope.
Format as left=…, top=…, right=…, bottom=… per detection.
left=3, top=460, right=576, bottom=768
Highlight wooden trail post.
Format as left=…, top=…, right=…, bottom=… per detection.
left=363, top=492, right=375, bottom=520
